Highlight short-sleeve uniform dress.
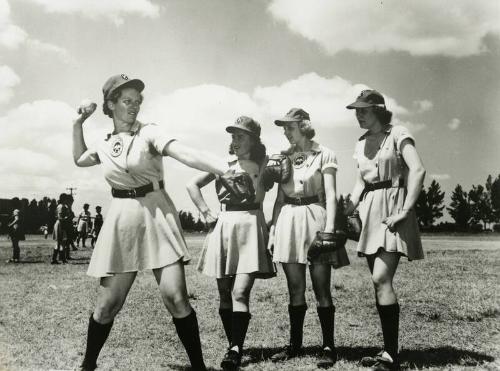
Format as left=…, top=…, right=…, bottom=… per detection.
left=53, top=204, right=70, bottom=243
left=273, top=142, right=350, bottom=267
left=77, top=210, right=91, bottom=234
left=197, top=158, right=276, bottom=278
left=353, top=125, right=424, bottom=260
left=87, top=121, right=191, bottom=277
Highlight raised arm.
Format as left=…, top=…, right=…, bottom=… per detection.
left=73, top=102, right=100, bottom=167
left=163, top=141, right=226, bottom=175
left=186, top=172, right=218, bottom=225
left=323, top=168, right=337, bottom=233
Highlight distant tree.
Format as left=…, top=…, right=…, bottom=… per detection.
left=194, top=218, right=206, bottom=232
left=178, top=210, right=196, bottom=231
left=468, top=184, right=494, bottom=229
left=447, top=184, right=472, bottom=231
left=487, top=174, right=500, bottom=223
left=415, top=180, right=445, bottom=228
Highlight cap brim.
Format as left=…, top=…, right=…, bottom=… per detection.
left=274, top=118, right=301, bottom=126
left=225, top=125, right=258, bottom=137
left=122, top=79, right=145, bottom=92
left=346, top=101, right=374, bottom=109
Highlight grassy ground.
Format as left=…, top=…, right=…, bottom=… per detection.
left=0, top=234, right=499, bottom=371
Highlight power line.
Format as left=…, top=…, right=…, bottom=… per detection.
left=66, top=187, right=77, bottom=196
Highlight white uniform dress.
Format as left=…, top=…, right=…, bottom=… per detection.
left=86, top=121, right=190, bottom=278
left=354, top=125, right=424, bottom=260
left=77, top=210, right=91, bottom=234
left=197, top=158, right=276, bottom=279
left=273, top=142, right=350, bottom=267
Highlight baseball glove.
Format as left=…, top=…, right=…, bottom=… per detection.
left=216, top=170, right=256, bottom=204
left=261, top=154, right=292, bottom=191
left=307, top=231, right=347, bottom=260
left=346, top=211, right=362, bottom=241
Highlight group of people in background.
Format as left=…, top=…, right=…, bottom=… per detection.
left=72, top=74, right=425, bottom=371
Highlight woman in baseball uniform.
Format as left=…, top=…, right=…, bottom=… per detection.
left=51, top=193, right=71, bottom=264
left=76, top=203, right=91, bottom=248
left=73, top=74, right=227, bottom=371
left=345, top=90, right=425, bottom=371
left=269, top=108, right=349, bottom=369
left=187, top=116, right=275, bottom=370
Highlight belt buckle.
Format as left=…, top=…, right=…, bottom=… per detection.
left=128, top=189, right=137, bottom=198
left=296, top=197, right=304, bottom=205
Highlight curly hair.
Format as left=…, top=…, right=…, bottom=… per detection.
left=102, top=87, right=144, bottom=118
left=228, top=136, right=267, bottom=165
left=297, top=120, right=316, bottom=139
left=373, top=107, right=393, bottom=125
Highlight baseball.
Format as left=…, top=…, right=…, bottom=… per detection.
left=78, top=99, right=97, bottom=115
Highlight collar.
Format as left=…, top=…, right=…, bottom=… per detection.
left=358, top=124, right=393, bottom=141
left=283, top=141, right=322, bottom=155
left=105, top=121, right=141, bottom=141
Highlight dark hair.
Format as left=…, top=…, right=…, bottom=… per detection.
left=298, top=120, right=315, bottom=139
left=58, top=193, right=69, bottom=204
left=102, top=87, right=144, bottom=118
left=373, top=107, right=393, bottom=125
left=228, top=136, right=267, bottom=165
left=83, top=203, right=89, bottom=209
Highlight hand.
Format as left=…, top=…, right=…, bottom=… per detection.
left=77, top=99, right=97, bottom=121
left=382, top=210, right=409, bottom=232
left=203, top=210, right=218, bottom=229
left=267, top=225, right=275, bottom=256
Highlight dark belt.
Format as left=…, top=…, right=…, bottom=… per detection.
left=284, top=195, right=320, bottom=206
left=361, top=178, right=404, bottom=199
left=225, top=203, right=261, bottom=211
left=111, top=180, right=164, bottom=198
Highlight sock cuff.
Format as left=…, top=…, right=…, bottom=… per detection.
left=90, top=313, right=114, bottom=328
left=376, top=302, right=400, bottom=315
left=173, top=308, right=196, bottom=324
left=317, top=305, right=335, bottom=315
left=288, top=304, right=307, bottom=313
left=232, top=311, right=251, bottom=320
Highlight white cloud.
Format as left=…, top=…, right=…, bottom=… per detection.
left=430, top=174, right=451, bottom=181
left=414, top=99, right=434, bottom=113
left=0, top=0, right=28, bottom=49
left=393, top=118, right=426, bottom=133
left=25, top=0, right=161, bottom=26
left=448, top=118, right=461, bottom=130
left=268, top=0, right=500, bottom=57
left=0, top=65, right=20, bottom=104
left=26, top=39, right=74, bottom=64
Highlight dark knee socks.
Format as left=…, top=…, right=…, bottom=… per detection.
left=317, top=305, right=335, bottom=349
left=289, top=304, right=307, bottom=349
left=219, top=308, right=233, bottom=346
left=230, top=311, right=251, bottom=351
left=82, top=314, right=114, bottom=369
left=173, top=309, right=206, bottom=370
left=51, top=249, right=58, bottom=262
left=376, top=303, right=400, bottom=360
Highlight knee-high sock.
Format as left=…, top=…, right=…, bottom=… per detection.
left=289, top=304, right=307, bottom=348
left=173, top=309, right=206, bottom=370
left=376, top=303, right=400, bottom=360
left=317, top=306, right=335, bottom=349
left=230, top=311, right=251, bottom=351
left=51, top=249, right=59, bottom=262
left=219, top=308, right=232, bottom=346
left=82, top=314, right=114, bottom=369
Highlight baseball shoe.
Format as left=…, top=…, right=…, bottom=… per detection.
left=79, top=361, right=96, bottom=371
left=317, top=346, right=337, bottom=368
left=220, top=349, right=241, bottom=370
left=361, top=351, right=399, bottom=370
left=270, top=344, right=303, bottom=362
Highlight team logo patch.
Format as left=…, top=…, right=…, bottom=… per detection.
left=293, top=153, right=307, bottom=169
left=111, top=137, right=124, bottom=157
left=121, top=74, right=129, bottom=80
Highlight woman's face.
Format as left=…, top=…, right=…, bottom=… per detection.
left=355, top=107, right=378, bottom=130
left=231, top=130, right=253, bottom=159
left=109, top=88, right=142, bottom=124
left=283, top=122, right=304, bottom=145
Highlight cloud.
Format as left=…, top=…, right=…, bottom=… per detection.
left=448, top=118, right=461, bottom=130
left=430, top=174, right=451, bottom=181
left=0, top=0, right=28, bottom=49
left=25, top=0, right=161, bottom=26
left=268, top=0, right=500, bottom=57
left=413, top=100, right=434, bottom=113
left=0, top=65, right=20, bottom=104
left=26, top=39, right=74, bottom=64
left=393, top=118, right=426, bottom=133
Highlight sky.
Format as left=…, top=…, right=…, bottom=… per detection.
left=1, top=0, right=499, bottom=221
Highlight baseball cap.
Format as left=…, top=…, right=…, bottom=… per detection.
left=102, top=74, right=145, bottom=99
left=274, top=108, right=310, bottom=126
left=226, top=116, right=261, bottom=138
left=346, top=90, right=385, bottom=109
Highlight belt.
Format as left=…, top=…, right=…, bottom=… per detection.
left=224, top=203, right=261, bottom=211
left=111, top=180, right=164, bottom=198
left=284, top=195, right=320, bottom=206
left=361, top=178, right=404, bottom=199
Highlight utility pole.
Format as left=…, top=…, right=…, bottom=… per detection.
left=66, top=187, right=77, bottom=197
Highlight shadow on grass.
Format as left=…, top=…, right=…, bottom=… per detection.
left=242, top=345, right=495, bottom=368
left=164, top=365, right=218, bottom=371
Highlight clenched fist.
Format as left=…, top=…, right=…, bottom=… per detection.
left=77, top=99, right=97, bottom=119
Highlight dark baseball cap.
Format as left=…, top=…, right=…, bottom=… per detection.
left=346, top=90, right=385, bottom=109
left=274, top=108, right=310, bottom=126
left=102, top=74, right=145, bottom=99
left=226, top=116, right=261, bottom=138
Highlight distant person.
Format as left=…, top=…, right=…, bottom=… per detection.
left=66, top=195, right=77, bottom=255
left=7, top=208, right=24, bottom=263
left=73, top=74, right=230, bottom=371
left=91, top=206, right=103, bottom=248
left=52, top=193, right=71, bottom=264
left=77, top=203, right=92, bottom=248
left=345, top=90, right=425, bottom=371
left=187, top=116, right=275, bottom=370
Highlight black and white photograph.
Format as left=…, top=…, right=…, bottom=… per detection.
left=0, top=1, right=499, bottom=370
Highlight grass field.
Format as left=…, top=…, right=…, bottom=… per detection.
left=1, top=234, right=499, bottom=371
